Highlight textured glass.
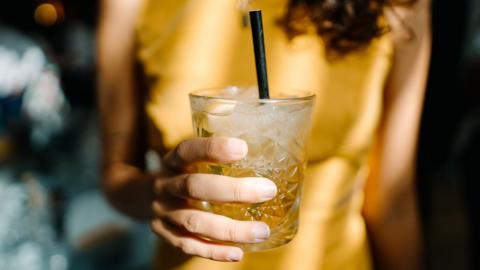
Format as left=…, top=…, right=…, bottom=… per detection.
left=190, top=87, right=314, bottom=251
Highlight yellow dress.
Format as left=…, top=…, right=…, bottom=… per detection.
left=136, top=0, right=393, bottom=269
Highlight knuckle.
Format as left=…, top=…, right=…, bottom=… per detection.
left=205, top=138, right=217, bottom=159
left=184, top=213, right=201, bottom=233
left=232, top=182, right=244, bottom=202
left=152, top=200, right=164, bottom=213
left=173, top=240, right=184, bottom=250
left=182, top=174, right=197, bottom=198
left=179, top=241, right=195, bottom=255
left=227, top=222, right=240, bottom=242
left=176, top=140, right=190, bottom=159
left=202, top=247, right=214, bottom=260
left=150, top=219, right=162, bottom=235
left=210, top=247, right=228, bottom=261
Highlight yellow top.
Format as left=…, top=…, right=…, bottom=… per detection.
left=136, top=0, right=393, bottom=269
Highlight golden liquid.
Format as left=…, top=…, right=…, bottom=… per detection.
left=195, top=163, right=302, bottom=228
left=190, top=89, right=314, bottom=251
left=192, top=110, right=306, bottom=251
left=194, top=162, right=303, bottom=251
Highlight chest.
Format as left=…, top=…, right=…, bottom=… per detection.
left=138, top=0, right=392, bottom=160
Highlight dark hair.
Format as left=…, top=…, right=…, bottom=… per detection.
left=280, top=0, right=416, bottom=56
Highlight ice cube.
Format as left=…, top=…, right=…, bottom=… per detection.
left=205, top=102, right=236, bottom=115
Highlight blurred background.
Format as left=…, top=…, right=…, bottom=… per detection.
left=0, top=1, right=154, bottom=270
left=0, top=0, right=479, bottom=269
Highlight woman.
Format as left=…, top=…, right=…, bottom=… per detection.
left=97, top=0, right=431, bottom=269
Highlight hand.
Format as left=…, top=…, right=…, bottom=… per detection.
left=151, top=137, right=277, bottom=262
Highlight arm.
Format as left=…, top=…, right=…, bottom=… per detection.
left=362, top=1, right=431, bottom=269
left=97, top=1, right=277, bottom=261
left=97, top=0, right=153, bottom=220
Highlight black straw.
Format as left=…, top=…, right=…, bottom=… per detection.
left=249, top=10, right=270, bottom=99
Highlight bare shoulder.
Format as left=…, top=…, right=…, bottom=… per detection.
left=385, top=0, right=431, bottom=43
left=382, top=0, right=432, bottom=100
left=100, top=0, right=144, bottom=24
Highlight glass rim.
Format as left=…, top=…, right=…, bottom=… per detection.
left=189, top=86, right=316, bottom=104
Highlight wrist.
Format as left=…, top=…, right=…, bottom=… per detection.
left=102, top=163, right=156, bottom=221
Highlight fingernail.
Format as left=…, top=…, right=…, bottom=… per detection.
left=227, top=138, right=248, bottom=158
left=252, top=223, right=270, bottom=242
left=228, top=250, right=243, bottom=262
left=257, top=180, right=277, bottom=201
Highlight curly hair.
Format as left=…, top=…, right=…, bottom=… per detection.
left=279, top=0, right=417, bottom=55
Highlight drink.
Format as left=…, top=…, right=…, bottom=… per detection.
left=189, top=86, right=314, bottom=251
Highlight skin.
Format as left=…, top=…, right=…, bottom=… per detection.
left=363, top=1, right=431, bottom=270
left=97, top=0, right=431, bottom=268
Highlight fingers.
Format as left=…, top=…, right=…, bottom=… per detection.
left=153, top=202, right=270, bottom=243
left=163, top=137, right=248, bottom=170
left=151, top=219, right=244, bottom=262
left=156, top=174, right=277, bottom=203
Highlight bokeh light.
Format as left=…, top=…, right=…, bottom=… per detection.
left=34, top=3, right=59, bottom=26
